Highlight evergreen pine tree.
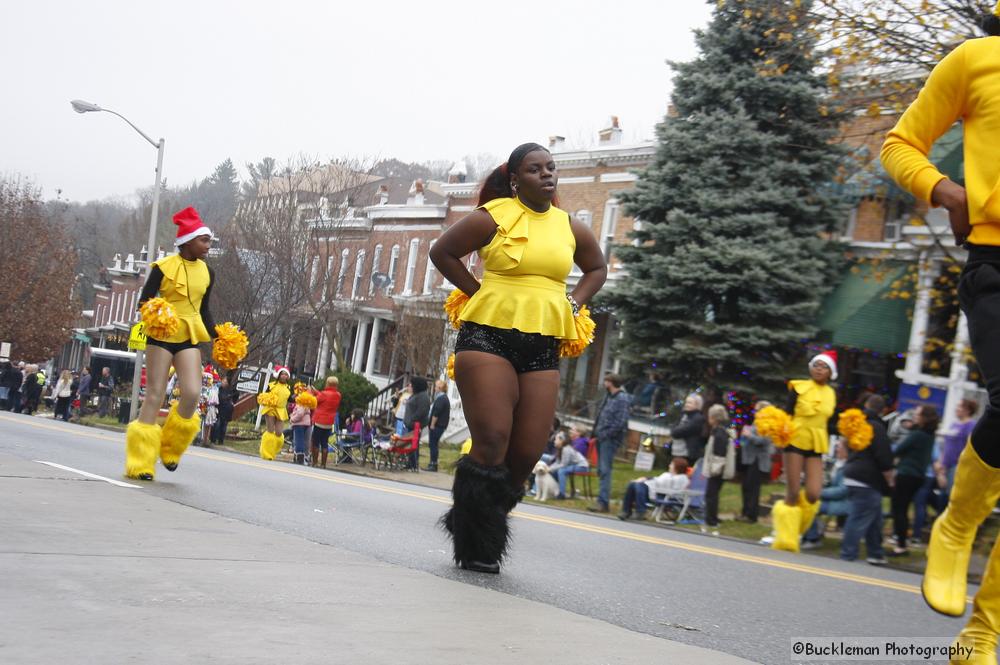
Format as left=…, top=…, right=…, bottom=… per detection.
left=607, top=0, right=844, bottom=394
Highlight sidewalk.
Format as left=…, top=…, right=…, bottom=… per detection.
left=0, top=452, right=755, bottom=665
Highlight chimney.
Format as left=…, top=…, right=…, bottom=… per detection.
left=156, top=246, right=166, bottom=261
left=378, top=184, right=389, bottom=205
left=407, top=179, right=425, bottom=206
left=125, top=253, right=135, bottom=272
left=548, top=135, right=566, bottom=151
left=598, top=116, right=622, bottom=145
left=447, top=161, right=467, bottom=184
left=112, top=253, right=122, bottom=270
left=139, top=245, right=148, bottom=263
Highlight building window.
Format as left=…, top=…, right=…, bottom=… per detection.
left=369, top=244, right=383, bottom=296
left=387, top=244, right=400, bottom=294
left=351, top=249, right=366, bottom=300
left=336, top=248, right=350, bottom=297
left=600, top=199, right=619, bottom=259
left=403, top=238, right=420, bottom=295
left=423, top=240, right=436, bottom=294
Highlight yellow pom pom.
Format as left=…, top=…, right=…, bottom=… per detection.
left=257, top=391, right=280, bottom=408
left=212, top=322, right=248, bottom=370
left=446, top=353, right=455, bottom=380
left=293, top=381, right=308, bottom=395
left=140, top=297, right=180, bottom=340
left=443, top=289, right=471, bottom=330
left=838, top=408, right=873, bottom=451
left=295, top=392, right=317, bottom=409
left=559, top=305, right=596, bottom=358
left=753, top=405, right=795, bottom=448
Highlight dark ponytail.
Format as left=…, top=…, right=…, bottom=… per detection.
left=982, top=11, right=1000, bottom=36
left=477, top=142, right=551, bottom=206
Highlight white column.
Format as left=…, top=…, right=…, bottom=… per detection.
left=352, top=319, right=369, bottom=373
left=365, top=318, right=382, bottom=376
left=941, top=310, right=971, bottom=433
left=901, top=253, right=937, bottom=381
left=315, top=328, right=329, bottom=377
left=283, top=323, right=294, bottom=368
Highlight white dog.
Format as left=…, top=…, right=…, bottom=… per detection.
left=533, top=460, right=560, bottom=502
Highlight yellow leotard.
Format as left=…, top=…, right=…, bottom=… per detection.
left=150, top=253, right=212, bottom=344
left=260, top=381, right=291, bottom=421
left=788, top=379, right=836, bottom=454
left=459, top=197, right=577, bottom=338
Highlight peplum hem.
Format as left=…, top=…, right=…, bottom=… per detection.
left=460, top=274, right=576, bottom=339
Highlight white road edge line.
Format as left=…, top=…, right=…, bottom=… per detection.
left=34, top=461, right=142, bottom=489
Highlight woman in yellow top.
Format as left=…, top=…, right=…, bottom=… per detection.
left=880, top=7, right=1000, bottom=657
left=258, top=366, right=292, bottom=460
left=771, top=351, right=837, bottom=553
left=430, top=142, right=607, bottom=573
left=125, top=207, right=216, bottom=481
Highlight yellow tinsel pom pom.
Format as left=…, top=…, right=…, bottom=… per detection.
left=140, top=297, right=180, bottom=340
left=293, top=381, right=308, bottom=395
left=212, top=322, right=248, bottom=370
left=753, top=405, right=795, bottom=448
left=447, top=353, right=455, bottom=380
left=444, top=289, right=470, bottom=330
left=559, top=305, right=596, bottom=359
left=257, top=391, right=280, bottom=408
left=295, top=392, right=317, bottom=409
left=838, top=408, right=873, bottom=451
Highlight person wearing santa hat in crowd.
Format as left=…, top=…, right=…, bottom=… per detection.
left=258, top=366, right=292, bottom=460
left=771, top=350, right=837, bottom=553
left=126, top=207, right=217, bottom=480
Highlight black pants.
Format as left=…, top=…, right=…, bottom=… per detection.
left=741, top=464, right=764, bottom=521
left=428, top=426, right=445, bottom=465
left=960, top=249, right=1000, bottom=466
left=211, top=413, right=232, bottom=443
left=891, top=474, right=924, bottom=549
left=705, top=475, right=724, bottom=527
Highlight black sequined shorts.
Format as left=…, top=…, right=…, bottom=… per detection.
left=784, top=445, right=823, bottom=459
left=455, top=322, right=560, bottom=374
left=147, top=337, right=200, bottom=355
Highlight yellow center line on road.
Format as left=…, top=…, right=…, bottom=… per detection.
left=5, top=413, right=959, bottom=602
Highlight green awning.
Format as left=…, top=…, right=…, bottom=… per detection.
left=817, top=262, right=913, bottom=354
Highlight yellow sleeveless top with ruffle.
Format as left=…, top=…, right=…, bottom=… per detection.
left=459, top=197, right=577, bottom=339
left=150, top=254, right=212, bottom=344
left=788, top=379, right=837, bottom=454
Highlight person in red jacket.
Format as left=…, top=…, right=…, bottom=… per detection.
left=309, top=376, right=341, bottom=468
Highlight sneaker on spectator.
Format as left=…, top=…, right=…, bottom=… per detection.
left=759, top=534, right=775, bottom=546
left=800, top=540, right=823, bottom=550
left=866, top=556, right=888, bottom=566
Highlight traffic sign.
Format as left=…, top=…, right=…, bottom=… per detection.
left=128, top=322, right=147, bottom=351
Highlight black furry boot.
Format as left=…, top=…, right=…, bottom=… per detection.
left=440, top=456, right=514, bottom=574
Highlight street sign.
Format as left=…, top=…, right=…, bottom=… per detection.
left=127, top=322, right=147, bottom=351
left=235, top=365, right=267, bottom=394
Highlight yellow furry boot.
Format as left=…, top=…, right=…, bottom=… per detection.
left=951, top=533, right=1000, bottom=663
left=125, top=420, right=162, bottom=480
left=160, top=405, right=200, bottom=472
left=926, top=445, right=1000, bottom=617
left=799, top=489, right=820, bottom=535
left=260, top=432, right=282, bottom=460
left=771, top=499, right=802, bottom=553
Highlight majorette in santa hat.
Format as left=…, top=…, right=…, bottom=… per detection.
left=809, top=349, right=838, bottom=381
left=173, top=206, right=215, bottom=247
left=273, top=365, right=291, bottom=379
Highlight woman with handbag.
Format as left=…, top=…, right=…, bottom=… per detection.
left=701, top=403, right=731, bottom=536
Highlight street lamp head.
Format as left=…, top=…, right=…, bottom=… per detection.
left=70, top=99, right=102, bottom=114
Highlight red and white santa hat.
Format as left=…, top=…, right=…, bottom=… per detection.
left=273, top=365, right=290, bottom=379
left=809, top=349, right=838, bottom=380
left=173, top=207, right=215, bottom=247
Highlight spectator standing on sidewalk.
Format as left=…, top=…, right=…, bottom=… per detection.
left=289, top=396, right=312, bottom=465
left=76, top=367, right=92, bottom=417
left=738, top=400, right=774, bottom=523
left=96, top=367, right=114, bottom=418
left=210, top=377, right=234, bottom=445
left=308, top=377, right=341, bottom=468
left=888, top=405, right=938, bottom=557
left=7, top=361, right=26, bottom=412
left=701, top=404, right=731, bottom=535
left=425, top=379, right=450, bottom=472
left=21, top=364, right=43, bottom=415
left=0, top=361, right=17, bottom=410
left=839, top=394, right=894, bottom=565
left=940, top=398, right=978, bottom=494
left=588, top=374, right=630, bottom=513
left=401, top=377, right=430, bottom=470
left=52, top=370, right=73, bottom=421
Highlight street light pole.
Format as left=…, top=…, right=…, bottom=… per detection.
left=70, top=100, right=164, bottom=422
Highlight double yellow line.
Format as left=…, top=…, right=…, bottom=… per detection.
left=4, top=413, right=956, bottom=601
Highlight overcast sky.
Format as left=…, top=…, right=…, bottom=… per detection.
left=2, top=1, right=714, bottom=203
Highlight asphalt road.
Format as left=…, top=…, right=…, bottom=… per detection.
left=0, top=412, right=966, bottom=664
